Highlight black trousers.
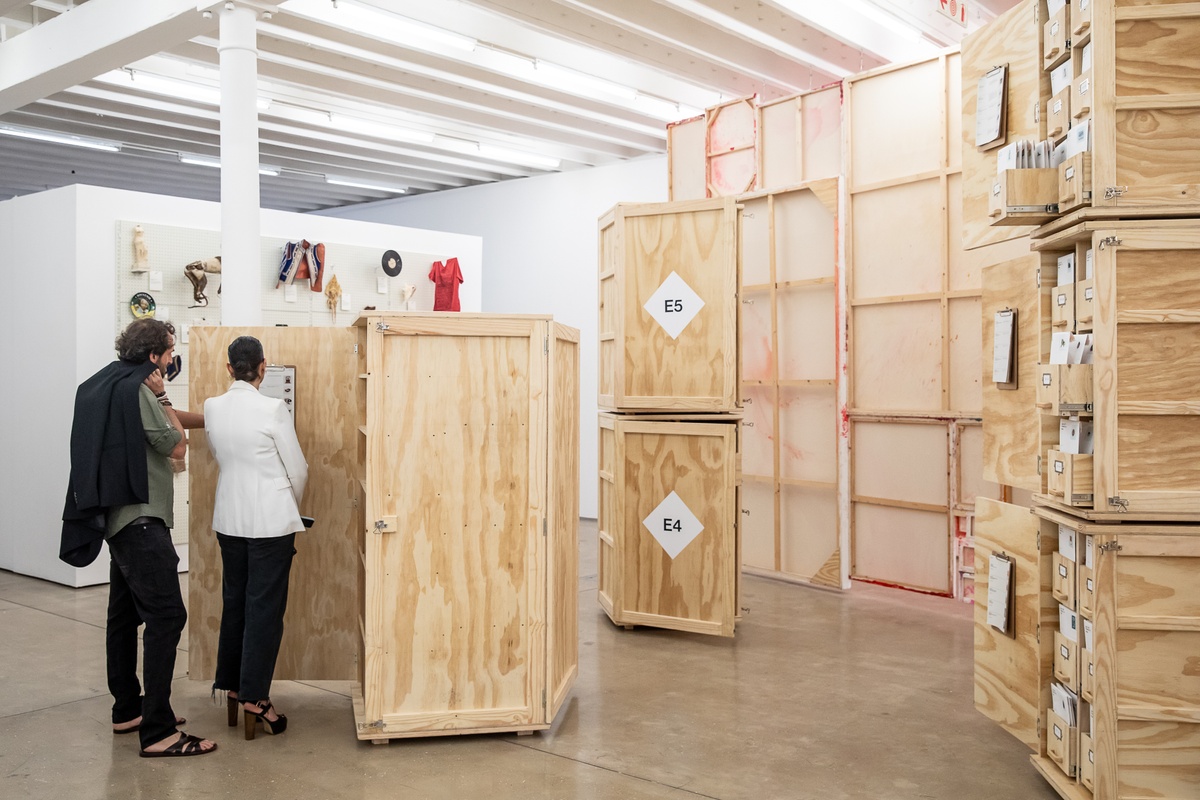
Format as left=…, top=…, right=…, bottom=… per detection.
left=106, top=520, right=186, bottom=749
left=213, top=532, right=296, bottom=704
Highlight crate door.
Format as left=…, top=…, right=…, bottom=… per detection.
left=547, top=324, right=580, bottom=720
left=1098, top=531, right=1200, bottom=798
left=1094, top=231, right=1200, bottom=514
left=362, top=319, right=546, bottom=732
left=617, top=420, right=739, bottom=637
left=974, top=499, right=1056, bottom=752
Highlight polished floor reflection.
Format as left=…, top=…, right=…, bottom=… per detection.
left=0, top=520, right=1057, bottom=799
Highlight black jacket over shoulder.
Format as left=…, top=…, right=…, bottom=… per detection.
left=60, top=359, right=159, bottom=567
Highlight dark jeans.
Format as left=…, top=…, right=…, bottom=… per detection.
left=106, top=520, right=186, bottom=749
left=213, top=533, right=296, bottom=704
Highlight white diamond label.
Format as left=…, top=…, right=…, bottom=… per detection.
left=644, top=271, right=705, bottom=340
left=642, top=490, right=704, bottom=559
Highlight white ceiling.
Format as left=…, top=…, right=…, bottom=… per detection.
left=0, top=0, right=1018, bottom=213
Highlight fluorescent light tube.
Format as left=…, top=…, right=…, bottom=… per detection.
left=433, top=135, right=560, bottom=170
left=280, top=0, right=476, bottom=53
left=96, top=69, right=271, bottom=110
left=180, top=154, right=282, bottom=175
left=330, top=114, right=435, bottom=144
left=0, top=125, right=120, bottom=152
left=325, top=175, right=408, bottom=193
left=533, top=60, right=637, bottom=102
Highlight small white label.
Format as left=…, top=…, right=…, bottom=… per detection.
left=1061, top=644, right=1070, bottom=658
left=993, top=182, right=1002, bottom=196
left=149, top=270, right=164, bottom=291
left=1054, top=99, right=1063, bottom=115
left=1052, top=21, right=1060, bottom=36
left=341, top=292, right=351, bottom=312
left=1055, top=460, right=1065, bottom=474
left=1085, top=287, right=1094, bottom=300
left=642, top=491, right=705, bottom=559
left=285, top=285, right=298, bottom=303
left=376, top=276, right=388, bottom=295
left=1089, top=663, right=1094, bottom=676
left=1043, top=373, right=1053, bottom=386
left=1059, top=564, right=1068, bottom=577
left=1054, top=724, right=1064, bottom=739
left=1065, top=166, right=1075, bottom=180
left=1089, top=750, right=1094, bottom=764
left=1080, top=78, right=1090, bottom=95
left=1058, top=293, right=1068, bottom=306
left=1082, top=0, right=1089, bottom=10
left=644, top=272, right=705, bottom=340
left=1087, top=578, right=1094, bottom=592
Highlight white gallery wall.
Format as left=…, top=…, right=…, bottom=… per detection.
left=322, top=154, right=670, bottom=517
left=0, top=184, right=482, bottom=586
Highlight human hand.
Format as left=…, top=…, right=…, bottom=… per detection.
left=144, top=370, right=165, bottom=396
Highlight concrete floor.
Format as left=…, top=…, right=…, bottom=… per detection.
left=0, top=521, right=1058, bottom=800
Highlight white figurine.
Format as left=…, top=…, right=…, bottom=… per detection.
left=132, top=225, right=150, bottom=273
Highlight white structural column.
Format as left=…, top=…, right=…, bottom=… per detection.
left=219, top=3, right=262, bottom=324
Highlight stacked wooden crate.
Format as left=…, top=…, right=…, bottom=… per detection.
left=597, top=198, right=743, bottom=637
left=972, top=2, right=1200, bottom=799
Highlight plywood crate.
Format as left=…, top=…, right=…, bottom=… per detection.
left=598, top=198, right=740, bottom=413
left=967, top=0, right=1200, bottom=237
left=597, top=413, right=740, bottom=637
left=1046, top=450, right=1094, bottom=508
left=1027, top=221, right=1200, bottom=518
left=351, top=313, right=580, bottom=740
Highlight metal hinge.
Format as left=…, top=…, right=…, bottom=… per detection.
left=373, top=519, right=387, bottom=534
left=1037, top=454, right=1042, bottom=476
left=1099, top=541, right=1123, bottom=553
left=543, top=518, right=548, bottom=537
left=1108, top=496, right=1129, bottom=512
left=1035, top=268, right=1042, bottom=288
left=1103, top=186, right=1128, bottom=200
left=354, top=343, right=359, bottom=354
left=376, top=321, right=390, bottom=332
left=356, top=720, right=385, bottom=731
left=544, top=336, right=548, bottom=355
left=541, top=689, right=546, bottom=710
left=741, top=298, right=755, bottom=305
left=1098, top=236, right=1122, bottom=250
left=742, top=421, right=754, bottom=427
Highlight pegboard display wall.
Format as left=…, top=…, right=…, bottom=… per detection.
left=115, top=220, right=456, bottom=546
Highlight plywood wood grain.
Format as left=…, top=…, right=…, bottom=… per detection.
left=1117, top=720, right=1200, bottom=800
left=950, top=296, right=984, bottom=413
left=974, top=498, right=1056, bottom=751
left=548, top=328, right=579, bottom=717
left=1118, top=556, right=1200, bottom=618
left=188, top=325, right=361, bottom=682
left=961, top=0, right=1046, bottom=250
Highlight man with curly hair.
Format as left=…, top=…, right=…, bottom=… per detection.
left=62, top=318, right=217, bottom=757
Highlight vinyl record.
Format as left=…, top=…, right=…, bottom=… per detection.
left=381, top=249, right=403, bottom=277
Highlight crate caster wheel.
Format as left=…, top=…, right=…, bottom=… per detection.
left=371, top=738, right=389, bottom=746
left=517, top=730, right=534, bottom=737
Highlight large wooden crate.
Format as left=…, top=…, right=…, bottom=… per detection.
left=978, top=499, right=1200, bottom=800
left=598, top=198, right=740, bottom=413
left=597, top=413, right=740, bottom=637
left=188, top=316, right=579, bottom=741
left=353, top=313, right=579, bottom=739
left=1028, top=221, right=1200, bottom=518
left=965, top=0, right=1200, bottom=238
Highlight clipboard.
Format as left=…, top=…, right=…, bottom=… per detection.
left=987, top=552, right=1016, bottom=638
left=993, top=308, right=1017, bottom=390
left=976, top=65, right=1009, bottom=151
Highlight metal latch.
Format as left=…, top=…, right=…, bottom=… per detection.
left=356, top=720, right=385, bottom=731
left=1099, top=541, right=1123, bottom=553
left=1108, top=496, right=1129, bottom=512
left=1098, top=236, right=1122, bottom=250
left=376, top=321, right=390, bottom=332
left=1103, top=186, right=1128, bottom=200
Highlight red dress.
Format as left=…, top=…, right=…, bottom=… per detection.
left=429, top=257, right=463, bottom=312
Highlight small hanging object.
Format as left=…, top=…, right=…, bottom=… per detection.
left=324, top=274, right=342, bottom=319
left=277, top=240, right=326, bottom=292
left=400, top=283, right=416, bottom=310
left=381, top=249, right=403, bottom=277
left=130, top=292, right=156, bottom=319
left=132, top=225, right=150, bottom=273
left=184, top=256, right=222, bottom=307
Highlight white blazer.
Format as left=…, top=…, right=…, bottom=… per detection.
left=204, top=381, right=308, bottom=538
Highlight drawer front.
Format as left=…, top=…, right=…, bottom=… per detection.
left=1046, top=709, right=1077, bottom=776
left=1052, top=551, right=1077, bottom=609
left=1054, top=630, right=1080, bottom=692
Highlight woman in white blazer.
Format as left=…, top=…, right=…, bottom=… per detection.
left=204, top=336, right=308, bottom=740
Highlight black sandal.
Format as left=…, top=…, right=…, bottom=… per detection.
left=243, top=700, right=287, bottom=740
left=139, top=732, right=217, bottom=758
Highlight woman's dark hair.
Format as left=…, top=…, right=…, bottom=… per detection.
left=115, top=318, right=175, bottom=363
left=227, top=336, right=265, bottom=383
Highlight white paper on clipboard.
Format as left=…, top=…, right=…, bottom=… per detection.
left=993, top=310, right=1015, bottom=383
left=976, top=65, right=1008, bottom=149
left=988, top=553, right=1014, bottom=634
left=260, top=365, right=297, bottom=420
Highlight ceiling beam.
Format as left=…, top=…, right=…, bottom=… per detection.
left=0, top=1, right=33, bottom=17
left=758, top=0, right=942, bottom=64
left=0, top=0, right=230, bottom=114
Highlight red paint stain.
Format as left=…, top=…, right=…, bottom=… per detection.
left=853, top=577, right=953, bottom=599
left=840, top=405, right=850, bottom=439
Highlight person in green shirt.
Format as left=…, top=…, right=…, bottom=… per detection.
left=102, top=318, right=217, bottom=758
